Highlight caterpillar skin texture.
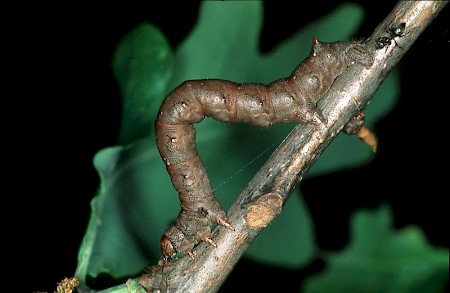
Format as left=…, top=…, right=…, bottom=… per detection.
left=155, top=38, right=373, bottom=259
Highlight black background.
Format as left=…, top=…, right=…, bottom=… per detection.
left=15, top=1, right=448, bottom=292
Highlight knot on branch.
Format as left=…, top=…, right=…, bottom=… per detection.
left=245, top=193, right=283, bottom=229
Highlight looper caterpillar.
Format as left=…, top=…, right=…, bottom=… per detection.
left=155, top=38, right=373, bottom=260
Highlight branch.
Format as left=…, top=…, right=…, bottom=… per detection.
left=137, top=1, right=448, bottom=292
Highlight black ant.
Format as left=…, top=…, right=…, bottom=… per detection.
left=376, top=22, right=406, bottom=49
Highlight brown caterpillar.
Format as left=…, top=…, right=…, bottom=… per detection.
left=155, top=38, right=373, bottom=260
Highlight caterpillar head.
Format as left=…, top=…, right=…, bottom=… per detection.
left=309, top=38, right=373, bottom=74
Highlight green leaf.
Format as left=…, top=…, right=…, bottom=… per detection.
left=112, top=22, right=173, bottom=145
left=302, top=204, right=449, bottom=293
left=76, top=23, right=175, bottom=285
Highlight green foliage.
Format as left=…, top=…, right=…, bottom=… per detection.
left=112, top=23, right=174, bottom=145
left=74, top=1, right=447, bottom=292
left=302, top=204, right=449, bottom=292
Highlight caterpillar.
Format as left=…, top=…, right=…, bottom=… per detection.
left=155, top=38, right=373, bottom=260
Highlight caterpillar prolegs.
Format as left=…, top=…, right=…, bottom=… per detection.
left=155, top=38, right=373, bottom=260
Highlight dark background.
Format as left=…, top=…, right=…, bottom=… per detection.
left=15, top=1, right=448, bottom=292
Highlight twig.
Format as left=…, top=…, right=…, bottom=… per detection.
left=137, top=1, right=448, bottom=292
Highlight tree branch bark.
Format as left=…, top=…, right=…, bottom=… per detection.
left=138, top=1, right=448, bottom=292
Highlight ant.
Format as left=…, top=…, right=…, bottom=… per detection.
left=376, top=22, right=406, bottom=49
